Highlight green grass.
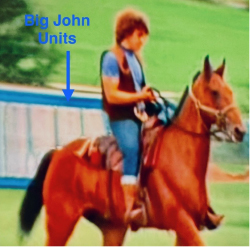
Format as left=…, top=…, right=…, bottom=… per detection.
left=203, top=183, right=249, bottom=246
left=211, top=131, right=249, bottom=165
left=216, top=163, right=249, bottom=173
left=212, top=0, right=248, bottom=5
left=28, top=0, right=249, bottom=113
left=0, top=181, right=248, bottom=246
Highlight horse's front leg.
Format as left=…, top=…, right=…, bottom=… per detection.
left=99, top=223, right=127, bottom=246
left=174, top=210, right=205, bottom=246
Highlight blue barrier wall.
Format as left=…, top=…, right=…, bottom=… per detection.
left=0, top=88, right=110, bottom=188
left=0, top=89, right=102, bottom=109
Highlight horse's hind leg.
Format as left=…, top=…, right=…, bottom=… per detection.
left=99, top=223, right=127, bottom=246
left=45, top=206, right=80, bottom=246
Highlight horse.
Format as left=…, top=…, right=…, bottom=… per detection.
left=19, top=56, right=245, bottom=246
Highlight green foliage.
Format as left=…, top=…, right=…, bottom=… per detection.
left=0, top=0, right=27, bottom=24
left=31, top=0, right=248, bottom=112
left=0, top=0, right=61, bottom=85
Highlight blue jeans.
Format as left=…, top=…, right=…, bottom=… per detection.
left=110, top=119, right=141, bottom=177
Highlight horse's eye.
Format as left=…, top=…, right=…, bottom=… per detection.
left=211, top=90, right=219, bottom=98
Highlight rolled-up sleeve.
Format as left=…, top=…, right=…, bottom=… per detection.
left=101, top=52, right=119, bottom=78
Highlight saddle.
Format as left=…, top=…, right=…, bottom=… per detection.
left=74, top=135, right=123, bottom=172
left=74, top=116, right=164, bottom=173
left=141, top=116, right=165, bottom=170
left=74, top=88, right=176, bottom=172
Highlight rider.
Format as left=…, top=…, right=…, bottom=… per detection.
left=100, top=9, right=154, bottom=225
left=100, top=8, right=223, bottom=228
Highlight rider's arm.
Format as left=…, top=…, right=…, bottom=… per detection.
left=102, top=76, right=150, bottom=105
left=101, top=52, right=153, bottom=105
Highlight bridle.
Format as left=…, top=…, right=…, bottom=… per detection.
left=187, top=85, right=237, bottom=139
left=135, top=86, right=237, bottom=141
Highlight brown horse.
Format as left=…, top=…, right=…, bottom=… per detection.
left=19, top=56, right=245, bottom=246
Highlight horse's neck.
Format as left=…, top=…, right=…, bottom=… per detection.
left=175, top=96, right=210, bottom=134
left=143, top=98, right=212, bottom=229
left=176, top=95, right=210, bottom=168
left=160, top=96, right=211, bottom=179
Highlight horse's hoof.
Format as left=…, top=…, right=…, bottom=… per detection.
left=205, top=212, right=225, bottom=230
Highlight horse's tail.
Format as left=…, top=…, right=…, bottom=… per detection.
left=19, top=149, right=55, bottom=236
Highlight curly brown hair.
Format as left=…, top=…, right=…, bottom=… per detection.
left=115, top=9, right=149, bottom=44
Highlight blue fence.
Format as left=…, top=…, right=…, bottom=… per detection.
left=0, top=87, right=248, bottom=188
left=0, top=89, right=102, bottom=109
left=0, top=87, right=110, bottom=189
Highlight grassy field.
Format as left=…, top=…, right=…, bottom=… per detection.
left=218, top=163, right=249, bottom=173
left=0, top=184, right=248, bottom=246
left=0, top=163, right=248, bottom=246
left=27, top=0, right=249, bottom=113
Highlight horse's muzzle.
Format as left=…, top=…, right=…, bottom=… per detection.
left=233, top=124, right=246, bottom=142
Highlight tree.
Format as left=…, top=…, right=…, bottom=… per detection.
left=0, top=0, right=61, bottom=85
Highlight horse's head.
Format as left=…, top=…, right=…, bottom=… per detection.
left=190, top=56, right=246, bottom=142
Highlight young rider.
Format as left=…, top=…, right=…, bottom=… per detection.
left=101, top=9, right=153, bottom=225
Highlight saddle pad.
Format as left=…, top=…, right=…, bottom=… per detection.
left=76, top=117, right=164, bottom=173
left=78, top=136, right=123, bottom=173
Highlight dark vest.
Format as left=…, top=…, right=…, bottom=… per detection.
left=100, top=45, right=146, bottom=121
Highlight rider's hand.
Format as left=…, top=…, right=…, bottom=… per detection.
left=140, top=86, right=156, bottom=102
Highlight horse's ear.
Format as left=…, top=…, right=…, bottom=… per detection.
left=203, top=55, right=212, bottom=82
left=215, top=58, right=226, bottom=77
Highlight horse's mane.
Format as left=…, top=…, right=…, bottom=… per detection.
left=148, top=71, right=199, bottom=127
left=192, top=71, right=201, bottom=84
left=172, top=86, right=189, bottom=119
left=171, top=70, right=201, bottom=119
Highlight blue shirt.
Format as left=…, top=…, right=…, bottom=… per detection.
left=101, top=50, right=144, bottom=89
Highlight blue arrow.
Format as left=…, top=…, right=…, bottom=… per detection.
left=62, top=51, right=74, bottom=101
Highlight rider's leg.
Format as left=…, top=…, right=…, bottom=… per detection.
left=110, top=119, right=144, bottom=225
left=121, top=178, right=143, bottom=225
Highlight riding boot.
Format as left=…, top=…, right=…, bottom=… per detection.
left=122, top=184, right=145, bottom=226
left=205, top=205, right=224, bottom=230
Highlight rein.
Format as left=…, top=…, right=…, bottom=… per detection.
left=135, top=85, right=236, bottom=139
left=171, top=121, right=210, bottom=137
left=143, top=86, right=236, bottom=139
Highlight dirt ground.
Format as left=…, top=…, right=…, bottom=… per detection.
left=207, top=163, right=249, bottom=183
